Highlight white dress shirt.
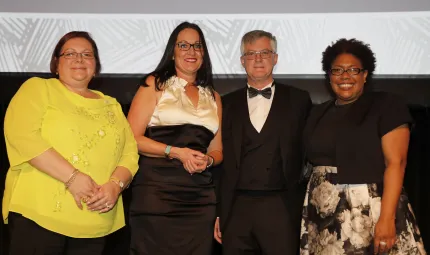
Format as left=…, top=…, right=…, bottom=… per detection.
left=247, top=81, right=275, bottom=133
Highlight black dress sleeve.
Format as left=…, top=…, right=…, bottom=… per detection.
left=378, top=93, right=413, bottom=137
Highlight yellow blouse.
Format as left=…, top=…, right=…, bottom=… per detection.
left=2, top=77, right=139, bottom=238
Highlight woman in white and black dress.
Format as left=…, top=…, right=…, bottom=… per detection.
left=127, top=22, right=223, bottom=255
left=300, top=38, right=426, bottom=255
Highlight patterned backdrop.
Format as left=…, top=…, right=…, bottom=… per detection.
left=1, top=11, right=429, bottom=74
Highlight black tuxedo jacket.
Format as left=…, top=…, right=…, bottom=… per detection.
left=217, top=82, right=312, bottom=231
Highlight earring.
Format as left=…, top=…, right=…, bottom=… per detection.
left=172, top=56, right=175, bottom=60
left=56, top=72, right=58, bottom=75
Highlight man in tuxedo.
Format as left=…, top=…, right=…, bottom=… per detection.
left=214, top=30, right=312, bottom=254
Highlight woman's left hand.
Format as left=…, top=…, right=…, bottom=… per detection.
left=188, top=154, right=212, bottom=174
left=374, top=217, right=396, bottom=254
left=86, top=181, right=121, bottom=213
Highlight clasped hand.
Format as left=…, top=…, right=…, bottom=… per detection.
left=67, top=173, right=121, bottom=213
left=177, top=148, right=210, bottom=174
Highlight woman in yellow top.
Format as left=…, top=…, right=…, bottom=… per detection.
left=3, top=31, right=139, bottom=255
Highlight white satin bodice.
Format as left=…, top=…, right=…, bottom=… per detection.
left=148, top=76, right=219, bottom=134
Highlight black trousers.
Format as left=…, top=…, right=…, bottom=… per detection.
left=222, top=193, right=299, bottom=255
left=8, top=213, right=106, bottom=255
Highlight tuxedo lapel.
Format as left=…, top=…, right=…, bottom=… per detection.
left=259, top=83, right=282, bottom=136
left=232, top=87, right=248, bottom=168
left=273, top=85, right=292, bottom=174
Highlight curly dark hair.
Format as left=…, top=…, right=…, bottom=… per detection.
left=322, top=38, right=376, bottom=83
left=141, top=21, right=214, bottom=97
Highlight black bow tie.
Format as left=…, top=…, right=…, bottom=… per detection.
left=248, top=86, right=272, bottom=99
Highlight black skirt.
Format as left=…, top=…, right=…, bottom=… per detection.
left=129, top=124, right=216, bottom=255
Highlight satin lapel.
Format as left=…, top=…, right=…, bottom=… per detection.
left=259, top=83, right=282, bottom=136
left=273, top=85, right=291, bottom=174
left=232, top=87, right=248, bottom=168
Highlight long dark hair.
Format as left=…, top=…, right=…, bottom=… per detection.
left=141, top=22, right=214, bottom=96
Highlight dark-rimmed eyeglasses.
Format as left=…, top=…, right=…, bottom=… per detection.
left=176, top=42, right=203, bottom=51
left=59, top=52, right=95, bottom=59
left=242, top=50, right=275, bottom=60
left=330, top=68, right=365, bottom=76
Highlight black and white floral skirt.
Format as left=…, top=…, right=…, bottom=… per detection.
left=300, top=166, right=426, bottom=255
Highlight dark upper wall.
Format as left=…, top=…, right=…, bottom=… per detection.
left=2, top=73, right=430, bottom=107
left=1, top=0, right=430, bottom=13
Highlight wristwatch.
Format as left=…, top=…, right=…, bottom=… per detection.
left=110, top=177, right=125, bottom=191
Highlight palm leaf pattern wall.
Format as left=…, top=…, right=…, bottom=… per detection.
left=0, top=12, right=429, bottom=74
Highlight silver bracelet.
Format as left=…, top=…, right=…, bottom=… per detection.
left=206, top=155, right=214, bottom=169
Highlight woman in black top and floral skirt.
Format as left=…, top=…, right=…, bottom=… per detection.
left=300, top=38, right=426, bottom=255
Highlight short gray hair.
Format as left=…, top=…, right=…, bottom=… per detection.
left=240, top=30, right=277, bottom=55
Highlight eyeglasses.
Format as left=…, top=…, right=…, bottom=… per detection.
left=176, top=42, right=203, bottom=51
left=242, top=50, right=275, bottom=60
left=330, top=68, right=365, bottom=76
left=59, top=52, right=95, bottom=59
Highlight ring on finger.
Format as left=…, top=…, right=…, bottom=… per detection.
left=379, top=241, right=387, bottom=246
left=105, top=202, right=111, bottom=209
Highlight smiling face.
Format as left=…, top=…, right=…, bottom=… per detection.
left=329, top=53, right=368, bottom=105
left=57, top=37, right=96, bottom=88
left=241, top=36, right=278, bottom=88
left=174, top=28, right=204, bottom=81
